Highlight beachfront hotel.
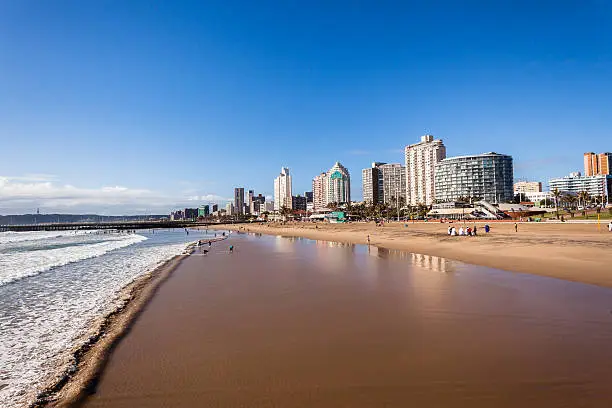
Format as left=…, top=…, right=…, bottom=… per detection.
left=380, top=163, right=406, bottom=205
left=312, top=172, right=328, bottom=210
left=549, top=172, right=612, bottom=204
left=584, top=152, right=612, bottom=176
left=434, top=152, right=514, bottom=203
left=405, top=135, right=446, bottom=205
left=326, top=162, right=351, bottom=204
left=361, top=162, right=405, bottom=206
left=274, top=167, right=293, bottom=211
left=312, top=162, right=351, bottom=209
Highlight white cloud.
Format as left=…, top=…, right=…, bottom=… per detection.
left=4, top=174, right=58, bottom=182
left=186, top=194, right=231, bottom=202
left=0, top=176, right=230, bottom=215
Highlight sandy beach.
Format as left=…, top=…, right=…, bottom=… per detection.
left=35, top=236, right=228, bottom=408
left=230, top=221, right=612, bottom=288
left=76, top=233, right=612, bottom=408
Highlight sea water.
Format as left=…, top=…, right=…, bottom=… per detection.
left=0, top=228, right=212, bottom=408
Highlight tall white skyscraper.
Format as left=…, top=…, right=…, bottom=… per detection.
left=405, top=135, right=446, bottom=206
left=312, top=172, right=328, bottom=210
left=274, top=167, right=292, bottom=211
left=326, top=162, right=351, bottom=204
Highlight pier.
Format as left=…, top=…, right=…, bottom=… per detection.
left=0, top=220, right=243, bottom=232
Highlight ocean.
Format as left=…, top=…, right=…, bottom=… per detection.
left=0, top=228, right=213, bottom=408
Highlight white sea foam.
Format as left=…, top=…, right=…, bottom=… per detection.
left=0, top=230, right=90, bottom=244
left=0, top=230, right=194, bottom=408
left=0, top=233, right=147, bottom=286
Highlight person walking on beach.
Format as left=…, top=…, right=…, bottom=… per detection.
left=229, top=245, right=234, bottom=253
left=367, top=234, right=371, bottom=245
left=514, top=223, right=518, bottom=232
left=608, top=221, right=612, bottom=232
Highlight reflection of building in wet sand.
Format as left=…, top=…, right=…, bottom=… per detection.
left=274, top=235, right=294, bottom=253
left=312, top=240, right=355, bottom=271
left=315, top=240, right=354, bottom=249
left=374, top=247, right=454, bottom=273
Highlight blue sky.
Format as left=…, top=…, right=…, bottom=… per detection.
left=1, top=0, right=611, bottom=214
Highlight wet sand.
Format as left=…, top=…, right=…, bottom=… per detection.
left=231, top=222, right=612, bottom=289
left=80, top=233, right=612, bottom=408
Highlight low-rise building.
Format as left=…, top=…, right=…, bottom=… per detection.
left=514, top=181, right=542, bottom=193
left=523, top=191, right=552, bottom=205
left=549, top=173, right=612, bottom=204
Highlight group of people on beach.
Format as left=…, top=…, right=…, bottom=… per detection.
left=448, top=225, right=479, bottom=236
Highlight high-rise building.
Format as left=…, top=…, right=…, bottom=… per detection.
left=234, top=188, right=244, bottom=215
left=380, top=163, right=406, bottom=206
left=252, top=194, right=265, bottom=214
left=362, top=162, right=384, bottom=205
left=513, top=181, right=542, bottom=194
left=434, top=153, right=514, bottom=203
left=312, top=172, right=328, bottom=210
left=212, top=204, right=218, bottom=212
left=184, top=208, right=199, bottom=220
left=198, top=205, right=210, bottom=217
left=274, top=167, right=292, bottom=211
left=584, top=152, right=612, bottom=176
left=549, top=173, right=612, bottom=204
left=247, top=190, right=254, bottom=214
left=405, top=135, right=446, bottom=205
left=292, top=195, right=307, bottom=211
left=226, top=202, right=234, bottom=216
left=326, top=162, right=351, bottom=204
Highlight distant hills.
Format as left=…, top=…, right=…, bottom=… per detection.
left=0, top=214, right=168, bottom=225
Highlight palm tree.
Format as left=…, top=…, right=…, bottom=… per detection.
left=551, top=188, right=562, bottom=219
left=565, top=195, right=577, bottom=216
left=279, top=206, right=292, bottom=220
left=578, top=190, right=589, bottom=210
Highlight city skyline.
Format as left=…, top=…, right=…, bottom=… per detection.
left=2, top=2, right=612, bottom=214
left=3, top=140, right=611, bottom=215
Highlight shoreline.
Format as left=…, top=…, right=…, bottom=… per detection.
left=31, top=253, right=189, bottom=408
left=32, top=236, right=227, bottom=408
left=229, top=221, right=612, bottom=289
